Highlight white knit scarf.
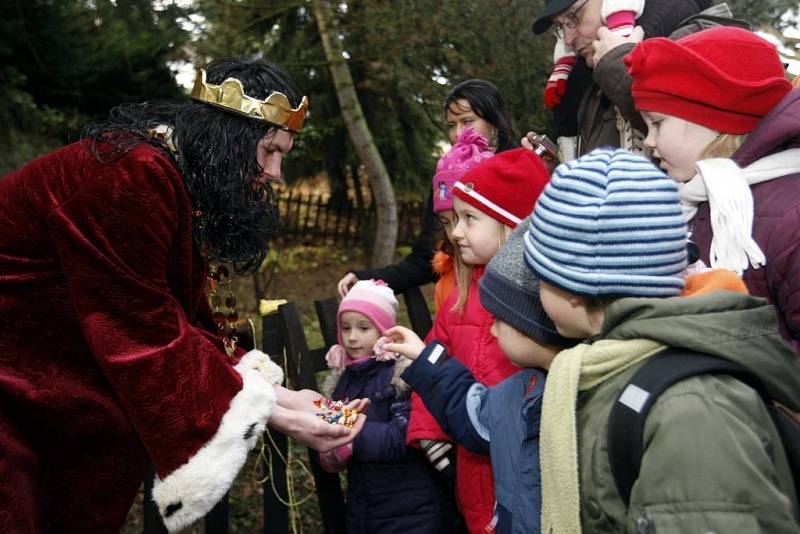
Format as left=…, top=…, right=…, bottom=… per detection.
left=679, top=149, right=800, bottom=275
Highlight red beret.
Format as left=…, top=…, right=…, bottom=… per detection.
left=453, top=148, right=550, bottom=228
left=626, top=27, right=792, bottom=134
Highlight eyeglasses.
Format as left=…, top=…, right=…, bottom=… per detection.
left=552, top=0, right=591, bottom=39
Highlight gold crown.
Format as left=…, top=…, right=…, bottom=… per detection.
left=190, top=69, right=308, bottom=133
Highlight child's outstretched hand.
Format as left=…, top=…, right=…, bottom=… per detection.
left=382, top=326, right=425, bottom=360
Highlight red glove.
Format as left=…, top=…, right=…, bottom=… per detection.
left=543, top=38, right=577, bottom=110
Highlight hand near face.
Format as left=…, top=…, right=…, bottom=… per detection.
left=381, top=326, right=426, bottom=360
left=592, top=26, right=644, bottom=66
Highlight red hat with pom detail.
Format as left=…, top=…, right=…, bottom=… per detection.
left=626, top=27, right=792, bottom=135
left=453, top=148, right=550, bottom=228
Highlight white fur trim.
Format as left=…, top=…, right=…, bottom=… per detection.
left=152, top=350, right=278, bottom=532
left=238, top=349, right=284, bottom=386
left=391, top=356, right=412, bottom=395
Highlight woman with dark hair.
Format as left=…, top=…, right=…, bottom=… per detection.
left=337, top=79, right=519, bottom=296
left=0, top=58, right=367, bottom=533
left=445, top=79, right=518, bottom=153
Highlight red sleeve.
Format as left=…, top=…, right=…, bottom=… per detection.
left=43, top=146, right=246, bottom=477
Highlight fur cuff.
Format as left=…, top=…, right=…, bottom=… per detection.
left=152, top=350, right=278, bottom=532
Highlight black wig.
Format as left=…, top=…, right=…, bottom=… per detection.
left=87, top=58, right=304, bottom=274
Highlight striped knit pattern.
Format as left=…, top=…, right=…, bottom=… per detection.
left=524, top=148, right=688, bottom=297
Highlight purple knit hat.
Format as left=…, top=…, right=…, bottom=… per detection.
left=337, top=279, right=398, bottom=345
left=433, top=128, right=495, bottom=213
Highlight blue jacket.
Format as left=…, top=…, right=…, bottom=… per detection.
left=331, top=357, right=461, bottom=534
left=401, top=341, right=546, bottom=534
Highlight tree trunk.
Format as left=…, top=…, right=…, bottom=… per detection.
left=311, top=0, right=397, bottom=267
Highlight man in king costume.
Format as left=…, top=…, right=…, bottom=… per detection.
left=0, top=58, right=365, bottom=532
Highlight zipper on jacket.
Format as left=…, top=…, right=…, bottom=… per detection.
left=635, top=506, right=652, bottom=534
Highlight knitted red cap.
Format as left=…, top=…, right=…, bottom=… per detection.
left=626, top=27, right=792, bottom=134
left=452, top=148, right=550, bottom=228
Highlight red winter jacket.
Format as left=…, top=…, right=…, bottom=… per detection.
left=407, top=266, right=519, bottom=533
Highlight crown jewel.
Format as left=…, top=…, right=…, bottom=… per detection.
left=190, top=69, right=308, bottom=133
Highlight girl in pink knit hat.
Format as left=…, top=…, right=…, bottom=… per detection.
left=431, top=127, right=495, bottom=312
left=319, top=279, right=460, bottom=533
left=626, top=26, right=800, bottom=351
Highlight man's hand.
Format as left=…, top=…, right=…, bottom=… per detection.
left=382, top=326, right=425, bottom=360
left=520, top=131, right=538, bottom=152
left=592, top=26, right=644, bottom=66
left=336, top=272, right=358, bottom=297
left=269, top=404, right=367, bottom=453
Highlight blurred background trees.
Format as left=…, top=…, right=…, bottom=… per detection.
left=1, top=0, right=797, bottom=262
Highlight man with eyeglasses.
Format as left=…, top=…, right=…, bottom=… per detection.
left=524, top=0, right=745, bottom=159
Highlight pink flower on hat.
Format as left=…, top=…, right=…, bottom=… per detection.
left=433, top=128, right=495, bottom=213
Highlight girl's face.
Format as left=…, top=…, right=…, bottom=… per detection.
left=437, top=209, right=458, bottom=245
left=490, top=319, right=559, bottom=369
left=539, top=281, right=592, bottom=339
left=642, top=111, right=719, bottom=183
left=452, top=197, right=507, bottom=265
left=340, top=311, right=381, bottom=359
left=446, top=99, right=495, bottom=145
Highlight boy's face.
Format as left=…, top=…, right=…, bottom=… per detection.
left=340, top=311, right=381, bottom=359
left=539, top=281, right=594, bottom=338
left=452, top=196, right=506, bottom=265
left=490, top=319, right=558, bottom=369
left=642, top=111, right=718, bottom=183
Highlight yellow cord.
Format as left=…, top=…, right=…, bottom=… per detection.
left=251, top=342, right=318, bottom=534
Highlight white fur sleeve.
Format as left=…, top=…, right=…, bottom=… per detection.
left=152, top=350, right=284, bottom=532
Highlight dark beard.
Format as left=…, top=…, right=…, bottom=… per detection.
left=191, top=178, right=281, bottom=275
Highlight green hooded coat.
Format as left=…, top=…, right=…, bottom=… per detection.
left=575, top=291, right=799, bottom=532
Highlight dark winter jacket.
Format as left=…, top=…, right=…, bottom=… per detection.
left=577, top=1, right=747, bottom=154
left=328, top=357, right=460, bottom=534
left=568, top=293, right=800, bottom=532
left=690, top=89, right=800, bottom=352
left=403, top=343, right=546, bottom=534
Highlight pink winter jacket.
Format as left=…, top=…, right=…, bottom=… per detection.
left=406, top=266, right=519, bottom=533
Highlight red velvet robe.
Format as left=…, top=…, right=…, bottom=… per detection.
left=0, top=140, right=258, bottom=532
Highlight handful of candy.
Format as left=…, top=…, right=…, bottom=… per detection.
left=314, top=397, right=359, bottom=428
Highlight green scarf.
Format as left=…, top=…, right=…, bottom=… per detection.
left=540, top=338, right=664, bottom=533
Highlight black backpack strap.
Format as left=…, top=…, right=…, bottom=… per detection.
left=607, top=348, right=770, bottom=506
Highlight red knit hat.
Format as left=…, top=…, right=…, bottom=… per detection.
left=626, top=27, right=792, bottom=134
left=452, top=148, right=550, bottom=228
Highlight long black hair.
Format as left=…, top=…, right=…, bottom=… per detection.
left=445, top=79, right=519, bottom=153
left=86, top=58, right=304, bottom=274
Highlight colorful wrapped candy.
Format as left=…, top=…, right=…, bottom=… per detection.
left=314, top=396, right=359, bottom=428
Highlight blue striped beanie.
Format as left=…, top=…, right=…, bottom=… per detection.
left=523, top=148, right=688, bottom=297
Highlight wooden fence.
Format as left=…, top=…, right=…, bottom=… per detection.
left=275, top=191, right=426, bottom=247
